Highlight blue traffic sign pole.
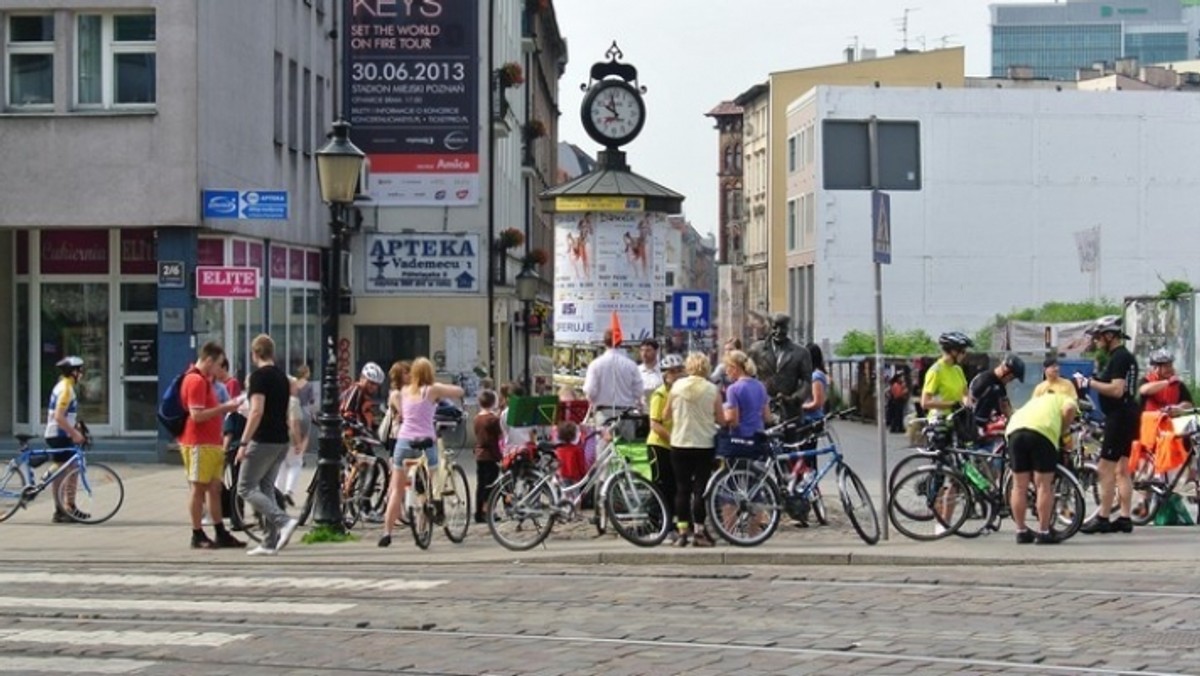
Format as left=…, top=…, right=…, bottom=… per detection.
left=869, top=117, right=889, bottom=541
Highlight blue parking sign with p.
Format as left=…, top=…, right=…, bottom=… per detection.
left=672, top=291, right=711, bottom=330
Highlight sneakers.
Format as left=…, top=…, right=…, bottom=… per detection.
left=51, top=510, right=71, bottom=524
left=191, top=534, right=217, bottom=550
left=274, top=517, right=300, bottom=552
left=673, top=531, right=691, bottom=547
left=1015, top=529, right=1035, bottom=545
left=68, top=508, right=90, bottom=522
left=246, top=544, right=277, bottom=556
left=692, top=531, right=716, bottom=548
left=1035, top=530, right=1062, bottom=545
left=473, top=513, right=487, bottom=524
left=377, top=533, right=392, bottom=548
left=1112, top=516, right=1134, bottom=533
left=1080, top=515, right=1113, bottom=534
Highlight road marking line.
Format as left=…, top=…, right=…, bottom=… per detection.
left=0, top=572, right=446, bottom=593
left=771, top=578, right=1200, bottom=600
left=0, top=596, right=354, bottom=616
left=0, top=628, right=248, bottom=647
left=0, top=656, right=155, bottom=673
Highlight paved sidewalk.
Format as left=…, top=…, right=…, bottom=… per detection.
left=1, top=462, right=1195, bottom=567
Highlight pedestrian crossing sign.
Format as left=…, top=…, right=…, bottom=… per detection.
left=872, top=189, right=891, bottom=265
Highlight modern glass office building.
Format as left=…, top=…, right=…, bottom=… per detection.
left=992, top=0, right=1193, bottom=80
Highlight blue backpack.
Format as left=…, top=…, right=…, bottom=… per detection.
left=157, top=370, right=191, bottom=438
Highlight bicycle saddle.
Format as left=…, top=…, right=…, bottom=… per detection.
left=15, top=434, right=35, bottom=444
left=410, top=437, right=435, bottom=451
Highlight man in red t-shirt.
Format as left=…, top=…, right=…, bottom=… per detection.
left=180, top=342, right=243, bottom=550
left=1139, top=349, right=1193, bottom=413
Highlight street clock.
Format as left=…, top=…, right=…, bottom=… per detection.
left=579, top=42, right=647, bottom=149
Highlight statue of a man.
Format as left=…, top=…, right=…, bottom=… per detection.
left=749, top=313, right=813, bottom=421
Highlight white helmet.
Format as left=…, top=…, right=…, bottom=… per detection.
left=360, top=362, right=385, bottom=385
left=660, top=353, right=686, bottom=371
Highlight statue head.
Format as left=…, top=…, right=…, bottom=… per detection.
left=769, top=313, right=791, bottom=344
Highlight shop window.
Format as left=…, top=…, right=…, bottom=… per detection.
left=5, top=14, right=54, bottom=108
left=41, top=283, right=109, bottom=426
left=356, top=326, right=430, bottom=374
left=76, top=13, right=156, bottom=108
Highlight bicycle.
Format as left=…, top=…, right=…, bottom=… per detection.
left=403, top=421, right=472, bottom=550
left=705, top=408, right=880, bottom=547
left=1129, top=409, right=1200, bottom=525
left=486, top=409, right=669, bottom=551
left=296, top=420, right=388, bottom=531
left=0, top=432, right=124, bottom=524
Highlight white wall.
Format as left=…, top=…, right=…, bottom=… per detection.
left=809, top=85, right=1200, bottom=345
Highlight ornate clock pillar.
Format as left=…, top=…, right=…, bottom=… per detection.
left=540, top=44, right=685, bottom=355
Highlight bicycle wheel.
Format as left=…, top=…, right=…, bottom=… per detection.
left=837, top=465, right=880, bottom=545
left=1076, top=461, right=1101, bottom=517
left=603, top=472, right=668, bottom=547
left=367, top=457, right=390, bottom=514
left=811, top=487, right=828, bottom=526
left=297, top=471, right=318, bottom=526
left=888, top=450, right=937, bottom=491
left=486, top=470, right=556, bottom=551
left=888, top=467, right=970, bottom=541
left=1130, top=468, right=1162, bottom=527
left=58, top=462, right=124, bottom=524
left=407, top=465, right=434, bottom=550
left=952, top=486, right=998, bottom=539
left=706, top=466, right=781, bottom=547
left=592, top=484, right=608, bottom=536
left=225, top=460, right=260, bottom=543
left=0, top=465, right=28, bottom=522
left=1051, top=465, right=1087, bottom=539
left=441, top=464, right=471, bottom=544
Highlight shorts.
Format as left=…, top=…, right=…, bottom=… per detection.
left=1007, top=429, right=1057, bottom=474
left=1099, top=409, right=1138, bottom=462
left=393, top=437, right=438, bottom=468
left=43, top=435, right=78, bottom=464
left=182, top=444, right=225, bottom=484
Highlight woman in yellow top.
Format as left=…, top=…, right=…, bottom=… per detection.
left=1033, top=357, right=1078, bottom=399
left=663, top=352, right=723, bottom=547
left=647, top=354, right=685, bottom=531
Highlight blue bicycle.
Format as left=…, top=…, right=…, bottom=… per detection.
left=0, top=432, right=125, bottom=524
left=705, top=409, right=880, bottom=546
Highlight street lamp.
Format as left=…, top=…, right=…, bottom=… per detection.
left=313, top=119, right=365, bottom=529
left=515, top=263, right=540, bottom=394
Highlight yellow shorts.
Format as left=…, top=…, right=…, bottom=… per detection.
left=182, top=444, right=225, bottom=484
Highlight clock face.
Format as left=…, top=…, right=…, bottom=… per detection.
left=583, top=82, right=645, bottom=146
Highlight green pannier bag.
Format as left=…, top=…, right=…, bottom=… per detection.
left=1153, top=494, right=1194, bottom=527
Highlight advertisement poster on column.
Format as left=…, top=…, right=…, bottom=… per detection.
left=553, top=212, right=656, bottom=344
left=344, top=0, right=479, bottom=206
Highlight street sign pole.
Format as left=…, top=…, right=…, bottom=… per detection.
left=869, top=116, right=889, bottom=541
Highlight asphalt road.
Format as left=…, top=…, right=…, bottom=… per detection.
left=2, top=560, right=1198, bottom=675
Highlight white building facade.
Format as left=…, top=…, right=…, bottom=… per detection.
left=787, top=85, right=1200, bottom=347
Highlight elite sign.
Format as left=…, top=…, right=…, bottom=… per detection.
left=202, top=190, right=289, bottom=220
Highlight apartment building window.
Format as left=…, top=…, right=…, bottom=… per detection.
left=805, top=191, right=816, bottom=247
left=287, top=59, right=298, bottom=151
left=76, top=13, right=156, bottom=107
left=787, top=199, right=797, bottom=251
left=273, top=52, right=284, bottom=144
left=787, top=136, right=797, bottom=173
left=302, top=67, right=312, bottom=153
left=6, top=14, right=55, bottom=108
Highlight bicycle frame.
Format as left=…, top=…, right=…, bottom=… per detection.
left=9, top=445, right=86, bottom=496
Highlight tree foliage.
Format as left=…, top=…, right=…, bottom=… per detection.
left=835, top=328, right=938, bottom=357
left=1157, top=276, right=1194, bottom=302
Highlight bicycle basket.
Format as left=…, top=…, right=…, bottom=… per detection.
left=716, top=432, right=770, bottom=460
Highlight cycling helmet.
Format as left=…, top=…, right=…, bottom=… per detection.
left=660, top=353, right=686, bottom=371
left=1149, top=349, right=1174, bottom=365
left=56, top=356, right=84, bottom=372
left=360, top=361, right=385, bottom=385
left=938, top=331, right=974, bottom=351
left=1085, top=315, right=1128, bottom=338
left=1002, top=354, right=1026, bottom=382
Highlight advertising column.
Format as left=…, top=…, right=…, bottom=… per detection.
left=344, top=0, right=479, bottom=206
left=553, top=202, right=665, bottom=346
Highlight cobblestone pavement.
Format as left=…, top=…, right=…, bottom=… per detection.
left=0, top=560, right=1197, bottom=675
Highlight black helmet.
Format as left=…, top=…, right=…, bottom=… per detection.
left=56, top=356, right=84, bottom=374
left=938, top=331, right=973, bottom=351
left=1085, top=315, right=1129, bottom=339
left=1002, top=354, right=1026, bottom=382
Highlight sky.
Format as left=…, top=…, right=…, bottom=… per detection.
left=552, top=0, right=996, bottom=237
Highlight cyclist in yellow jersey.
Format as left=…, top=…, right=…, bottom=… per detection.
left=1006, top=392, right=1078, bottom=544
left=921, top=332, right=972, bottom=414
left=44, top=356, right=88, bottom=523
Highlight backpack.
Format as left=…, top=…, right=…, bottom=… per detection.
left=157, top=370, right=191, bottom=438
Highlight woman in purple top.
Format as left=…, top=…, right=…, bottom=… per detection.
left=379, top=357, right=463, bottom=548
left=722, top=350, right=770, bottom=438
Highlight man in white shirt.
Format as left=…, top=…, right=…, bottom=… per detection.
left=584, top=329, right=645, bottom=411
left=638, top=338, right=662, bottom=404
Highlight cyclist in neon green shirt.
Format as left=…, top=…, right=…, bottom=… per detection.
left=1006, top=392, right=1078, bottom=544
left=921, top=332, right=973, bottom=414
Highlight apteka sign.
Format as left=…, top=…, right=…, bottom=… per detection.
left=365, top=233, right=479, bottom=294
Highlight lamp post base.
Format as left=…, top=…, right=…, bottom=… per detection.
left=312, top=363, right=345, bottom=530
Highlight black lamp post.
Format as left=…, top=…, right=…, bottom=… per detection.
left=313, top=119, right=365, bottom=529
left=515, top=263, right=539, bottom=394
